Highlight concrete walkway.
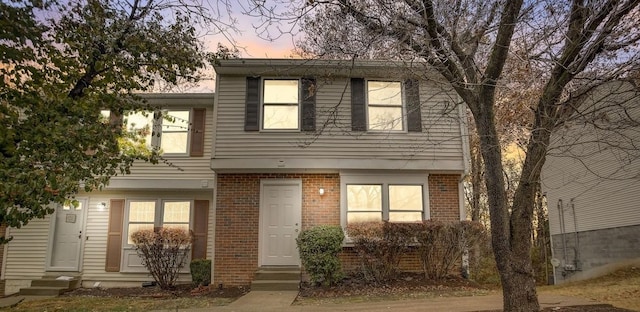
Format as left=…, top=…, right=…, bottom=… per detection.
left=148, top=291, right=598, bottom=312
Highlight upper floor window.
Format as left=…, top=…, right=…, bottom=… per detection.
left=367, top=81, right=404, bottom=131
left=124, top=110, right=191, bottom=155
left=351, top=78, right=421, bottom=133
left=262, top=79, right=299, bottom=130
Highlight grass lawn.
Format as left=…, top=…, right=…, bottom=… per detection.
left=538, top=266, right=640, bottom=311
left=2, top=266, right=638, bottom=311
left=0, top=296, right=234, bottom=312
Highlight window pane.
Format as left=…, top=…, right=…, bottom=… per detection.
left=368, top=81, right=402, bottom=105
left=389, top=185, right=423, bottom=211
left=347, top=185, right=382, bottom=211
left=163, top=223, right=190, bottom=233
left=163, top=201, right=190, bottom=223
left=160, top=132, right=188, bottom=154
left=263, top=105, right=299, bottom=129
left=128, top=223, right=155, bottom=245
left=129, top=201, right=156, bottom=222
left=264, top=80, right=298, bottom=103
left=348, top=212, right=382, bottom=223
left=389, top=212, right=423, bottom=222
left=162, top=111, right=190, bottom=131
left=368, top=106, right=403, bottom=130
left=124, top=111, right=154, bottom=146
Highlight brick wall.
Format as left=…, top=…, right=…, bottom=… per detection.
left=214, top=173, right=461, bottom=287
left=428, top=174, right=461, bottom=222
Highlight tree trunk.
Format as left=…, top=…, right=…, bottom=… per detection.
left=472, top=96, right=541, bottom=311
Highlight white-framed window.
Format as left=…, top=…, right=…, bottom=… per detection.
left=123, top=109, right=191, bottom=155
left=341, top=172, right=428, bottom=226
left=262, top=79, right=300, bottom=130
left=367, top=80, right=404, bottom=131
left=124, top=199, right=193, bottom=246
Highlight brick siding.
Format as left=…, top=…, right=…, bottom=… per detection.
left=214, top=173, right=461, bottom=287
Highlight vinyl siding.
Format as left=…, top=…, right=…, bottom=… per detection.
left=3, top=216, right=50, bottom=279
left=213, top=76, right=465, bottom=169
left=542, top=81, right=640, bottom=236
left=3, top=190, right=214, bottom=283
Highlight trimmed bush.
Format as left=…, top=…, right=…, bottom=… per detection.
left=296, top=225, right=345, bottom=286
left=131, top=227, right=192, bottom=289
left=190, top=259, right=211, bottom=286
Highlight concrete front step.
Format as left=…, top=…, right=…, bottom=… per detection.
left=251, top=266, right=301, bottom=291
left=19, top=286, right=68, bottom=296
left=251, top=280, right=300, bottom=291
left=18, top=277, right=81, bottom=296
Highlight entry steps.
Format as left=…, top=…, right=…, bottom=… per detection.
left=18, top=275, right=81, bottom=296
left=251, top=266, right=300, bottom=291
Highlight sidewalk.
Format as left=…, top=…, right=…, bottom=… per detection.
left=149, top=291, right=598, bottom=312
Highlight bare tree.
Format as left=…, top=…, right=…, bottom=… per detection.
left=247, top=0, right=640, bottom=310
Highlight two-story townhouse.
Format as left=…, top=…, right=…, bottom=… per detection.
left=541, top=81, right=640, bottom=283
left=2, top=93, right=215, bottom=295
left=210, top=59, right=470, bottom=287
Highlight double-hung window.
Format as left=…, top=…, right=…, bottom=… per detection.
left=123, top=199, right=192, bottom=272
left=262, top=79, right=300, bottom=130
left=123, top=109, right=191, bottom=155
left=343, top=174, right=427, bottom=225
left=367, top=81, right=404, bottom=131
left=125, top=200, right=192, bottom=245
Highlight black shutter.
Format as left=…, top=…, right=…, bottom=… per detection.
left=405, top=79, right=422, bottom=132
left=301, top=77, right=316, bottom=131
left=245, top=77, right=260, bottom=131
left=351, top=78, right=366, bottom=131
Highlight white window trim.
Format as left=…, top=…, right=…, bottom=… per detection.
left=124, top=108, right=192, bottom=156
left=121, top=198, right=194, bottom=273
left=157, top=109, right=192, bottom=156
left=365, top=80, right=407, bottom=132
left=261, top=78, right=302, bottom=131
left=340, top=171, right=430, bottom=229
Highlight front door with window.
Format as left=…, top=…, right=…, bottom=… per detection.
left=48, top=200, right=86, bottom=271
left=260, top=181, right=302, bottom=266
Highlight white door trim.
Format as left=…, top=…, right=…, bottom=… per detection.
left=46, top=198, right=88, bottom=272
left=258, top=179, right=302, bottom=267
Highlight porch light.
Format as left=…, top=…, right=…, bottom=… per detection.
left=319, top=188, right=325, bottom=196
left=97, top=202, right=107, bottom=211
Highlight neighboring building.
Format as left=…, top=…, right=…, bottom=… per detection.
left=2, top=93, right=215, bottom=294
left=211, top=59, right=469, bottom=286
left=542, top=81, right=640, bottom=283
left=1, top=59, right=471, bottom=293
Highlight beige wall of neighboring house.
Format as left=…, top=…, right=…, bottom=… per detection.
left=542, top=81, right=640, bottom=283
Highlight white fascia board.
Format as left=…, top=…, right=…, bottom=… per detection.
left=105, top=178, right=215, bottom=190
left=211, top=158, right=465, bottom=173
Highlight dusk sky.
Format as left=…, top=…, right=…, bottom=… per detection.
left=202, top=1, right=299, bottom=58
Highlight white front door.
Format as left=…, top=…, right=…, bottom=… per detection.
left=260, top=181, right=302, bottom=266
left=48, top=200, right=85, bottom=271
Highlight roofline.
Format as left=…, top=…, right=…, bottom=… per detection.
left=213, top=58, right=436, bottom=77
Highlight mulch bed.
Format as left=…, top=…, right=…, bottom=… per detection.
left=61, top=283, right=248, bottom=299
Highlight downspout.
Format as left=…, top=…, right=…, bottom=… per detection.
left=558, top=199, right=568, bottom=267
left=570, top=199, right=581, bottom=270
